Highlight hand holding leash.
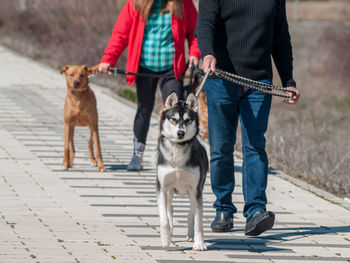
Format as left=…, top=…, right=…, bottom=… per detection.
left=99, top=63, right=112, bottom=75
left=283, top=86, right=300, bottom=104
left=189, top=56, right=199, bottom=68
left=202, top=54, right=216, bottom=75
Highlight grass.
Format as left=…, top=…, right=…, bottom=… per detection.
left=333, top=99, right=350, bottom=111
left=119, top=88, right=137, bottom=103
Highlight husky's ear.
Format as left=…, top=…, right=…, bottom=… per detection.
left=164, top=92, right=178, bottom=110
left=185, top=93, right=198, bottom=112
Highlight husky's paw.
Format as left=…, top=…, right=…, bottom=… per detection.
left=186, top=236, right=194, bottom=242
left=192, top=242, right=207, bottom=251
left=90, top=161, right=97, bottom=167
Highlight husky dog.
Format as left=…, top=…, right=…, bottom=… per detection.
left=156, top=92, right=208, bottom=251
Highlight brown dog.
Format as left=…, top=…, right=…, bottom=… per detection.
left=60, top=64, right=106, bottom=172
left=192, top=78, right=208, bottom=140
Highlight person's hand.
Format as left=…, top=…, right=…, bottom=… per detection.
left=202, top=54, right=216, bottom=75
left=189, top=56, right=199, bottom=68
left=99, top=63, right=112, bottom=75
left=283, top=86, right=300, bottom=104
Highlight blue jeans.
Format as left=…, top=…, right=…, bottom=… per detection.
left=204, top=78, right=272, bottom=219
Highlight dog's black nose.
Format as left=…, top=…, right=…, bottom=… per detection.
left=74, top=80, right=80, bottom=88
left=177, top=130, right=185, bottom=139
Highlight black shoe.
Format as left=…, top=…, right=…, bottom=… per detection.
left=245, top=210, right=275, bottom=236
left=211, top=213, right=233, bottom=232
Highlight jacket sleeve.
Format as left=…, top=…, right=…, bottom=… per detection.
left=272, top=0, right=296, bottom=87
left=185, top=0, right=200, bottom=58
left=100, top=0, right=134, bottom=66
left=195, top=0, right=220, bottom=58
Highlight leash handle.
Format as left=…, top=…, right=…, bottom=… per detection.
left=108, top=67, right=121, bottom=76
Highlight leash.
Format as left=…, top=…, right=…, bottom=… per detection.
left=194, top=67, right=295, bottom=99
left=89, top=65, right=294, bottom=99
left=88, top=65, right=208, bottom=99
left=107, top=67, right=168, bottom=78
left=88, top=67, right=169, bottom=82
left=195, top=68, right=211, bottom=98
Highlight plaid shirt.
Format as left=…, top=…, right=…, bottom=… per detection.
left=140, top=0, right=174, bottom=72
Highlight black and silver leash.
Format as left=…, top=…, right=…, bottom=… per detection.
left=194, top=67, right=295, bottom=99
left=195, top=68, right=211, bottom=98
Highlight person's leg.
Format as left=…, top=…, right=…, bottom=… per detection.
left=134, top=67, right=159, bottom=144
left=239, top=80, right=274, bottom=235
left=158, top=68, right=184, bottom=102
left=205, top=78, right=240, bottom=230
left=127, top=67, right=158, bottom=171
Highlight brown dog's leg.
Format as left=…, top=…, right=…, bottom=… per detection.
left=91, top=125, right=105, bottom=172
left=63, top=122, right=71, bottom=169
left=88, top=130, right=97, bottom=167
left=68, top=126, right=75, bottom=168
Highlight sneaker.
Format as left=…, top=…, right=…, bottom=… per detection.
left=127, top=155, right=143, bottom=171
left=245, top=210, right=275, bottom=236
left=211, top=213, right=234, bottom=232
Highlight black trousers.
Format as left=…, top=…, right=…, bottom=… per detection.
left=134, top=66, right=184, bottom=144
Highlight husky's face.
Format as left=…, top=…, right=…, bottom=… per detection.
left=161, top=93, right=199, bottom=143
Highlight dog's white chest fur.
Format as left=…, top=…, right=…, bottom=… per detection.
left=158, top=140, right=199, bottom=195
left=158, top=165, right=200, bottom=195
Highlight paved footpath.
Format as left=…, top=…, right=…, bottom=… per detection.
left=0, top=45, right=350, bottom=263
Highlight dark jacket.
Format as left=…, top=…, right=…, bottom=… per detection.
left=195, top=0, right=296, bottom=87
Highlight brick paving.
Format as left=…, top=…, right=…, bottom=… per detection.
left=0, top=45, right=350, bottom=263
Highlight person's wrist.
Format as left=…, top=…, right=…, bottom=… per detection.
left=204, top=54, right=215, bottom=59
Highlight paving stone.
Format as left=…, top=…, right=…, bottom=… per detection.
left=1, top=45, right=350, bottom=263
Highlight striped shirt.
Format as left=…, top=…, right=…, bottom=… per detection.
left=140, top=0, right=175, bottom=72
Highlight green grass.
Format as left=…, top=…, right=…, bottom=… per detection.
left=119, top=88, right=137, bottom=103
left=332, top=99, right=350, bottom=111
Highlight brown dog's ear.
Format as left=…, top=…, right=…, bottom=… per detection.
left=83, top=65, right=93, bottom=75
left=60, top=65, right=70, bottom=74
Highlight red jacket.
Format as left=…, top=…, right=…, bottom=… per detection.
left=100, top=0, right=200, bottom=85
